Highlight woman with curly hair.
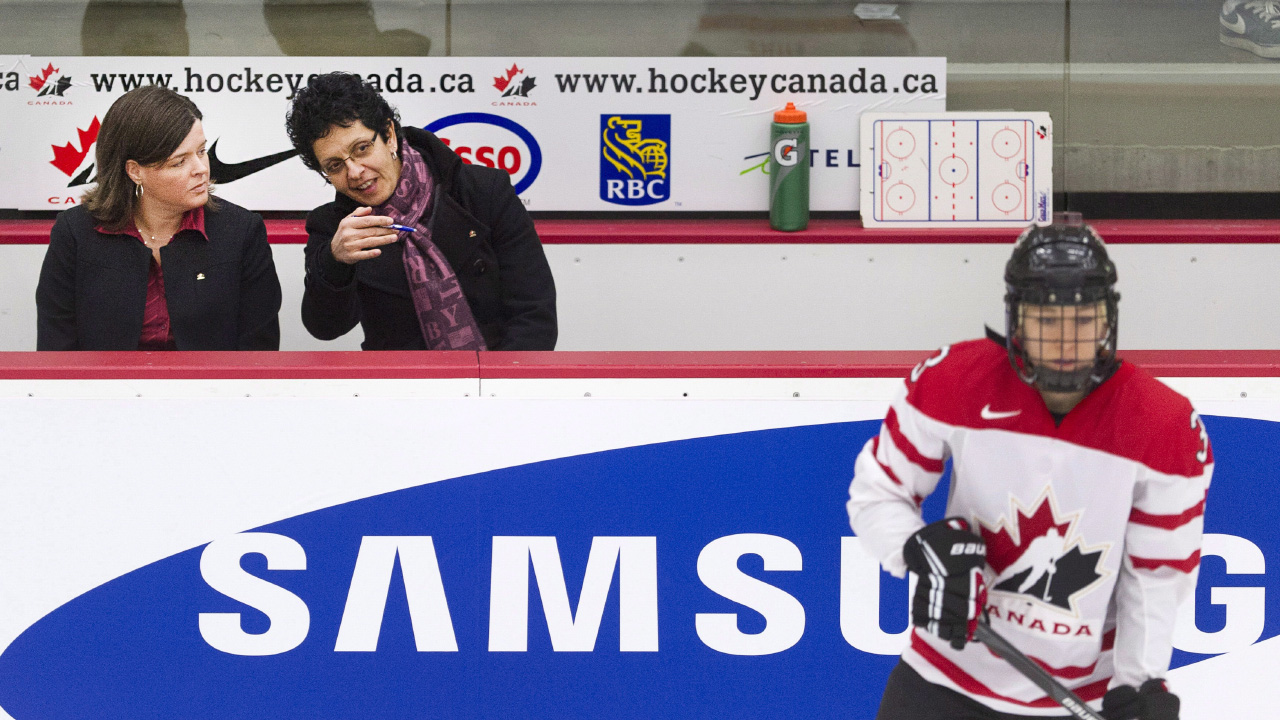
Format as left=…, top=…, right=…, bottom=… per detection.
left=285, top=72, right=556, bottom=350
left=36, top=85, right=282, bottom=350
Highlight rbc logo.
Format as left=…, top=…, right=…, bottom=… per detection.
left=600, top=114, right=670, bottom=206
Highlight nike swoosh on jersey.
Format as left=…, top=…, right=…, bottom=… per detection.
left=980, top=404, right=1022, bottom=420
left=1221, top=13, right=1248, bottom=34
left=208, top=141, right=300, bottom=184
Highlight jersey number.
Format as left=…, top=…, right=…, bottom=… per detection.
left=910, top=345, right=951, bottom=383
left=1190, top=410, right=1209, bottom=463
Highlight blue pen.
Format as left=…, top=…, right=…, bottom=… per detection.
left=386, top=224, right=416, bottom=233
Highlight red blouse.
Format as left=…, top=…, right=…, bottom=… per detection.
left=97, top=207, right=208, bottom=350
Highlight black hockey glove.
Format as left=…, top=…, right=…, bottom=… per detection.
left=902, top=517, right=988, bottom=650
left=1101, top=679, right=1179, bottom=720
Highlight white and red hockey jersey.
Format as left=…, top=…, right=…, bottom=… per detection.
left=847, top=337, right=1213, bottom=716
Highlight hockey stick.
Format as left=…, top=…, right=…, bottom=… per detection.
left=973, top=620, right=1106, bottom=720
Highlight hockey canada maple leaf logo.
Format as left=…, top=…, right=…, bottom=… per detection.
left=29, top=63, right=73, bottom=97
left=492, top=63, right=536, bottom=98
left=979, top=490, right=1110, bottom=615
left=50, top=117, right=101, bottom=186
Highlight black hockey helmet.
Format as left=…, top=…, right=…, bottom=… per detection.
left=1004, top=212, right=1120, bottom=394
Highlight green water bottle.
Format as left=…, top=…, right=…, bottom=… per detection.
left=769, top=102, right=809, bottom=232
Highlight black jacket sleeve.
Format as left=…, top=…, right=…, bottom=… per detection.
left=480, top=171, right=557, bottom=350
left=35, top=213, right=80, bottom=350
left=300, top=206, right=362, bottom=341
left=237, top=213, right=283, bottom=350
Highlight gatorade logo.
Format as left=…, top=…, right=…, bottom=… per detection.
left=769, top=131, right=807, bottom=202
left=600, top=114, right=670, bottom=206
left=773, top=137, right=799, bottom=167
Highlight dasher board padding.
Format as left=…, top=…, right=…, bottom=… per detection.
left=860, top=112, right=1052, bottom=228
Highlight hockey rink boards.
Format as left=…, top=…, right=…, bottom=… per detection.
left=0, top=372, right=1275, bottom=719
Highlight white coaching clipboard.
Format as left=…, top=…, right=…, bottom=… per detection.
left=860, top=112, right=1052, bottom=228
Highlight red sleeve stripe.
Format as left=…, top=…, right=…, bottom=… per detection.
left=911, top=631, right=1110, bottom=707
left=1129, top=497, right=1205, bottom=530
left=878, top=459, right=904, bottom=487
left=1101, top=628, right=1116, bottom=652
left=869, top=436, right=903, bottom=486
left=884, top=407, right=945, bottom=474
left=1130, top=550, right=1201, bottom=573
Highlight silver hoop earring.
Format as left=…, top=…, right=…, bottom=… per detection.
left=135, top=183, right=144, bottom=198
left=391, top=149, right=398, bottom=160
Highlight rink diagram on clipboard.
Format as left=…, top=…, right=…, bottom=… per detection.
left=867, top=118, right=1048, bottom=224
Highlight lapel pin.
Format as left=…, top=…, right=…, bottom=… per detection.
left=196, top=273, right=206, bottom=280
left=469, top=230, right=477, bottom=238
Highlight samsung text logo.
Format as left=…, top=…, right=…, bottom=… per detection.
left=196, top=531, right=1266, bottom=658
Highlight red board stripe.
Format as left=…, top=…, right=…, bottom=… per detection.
left=885, top=407, right=945, bottom=474
left=2, top=351, right=1280, bottom=380
left=1129, top=497, right=1206, bottom=530
left=6, top=219, right=1280, bottom=246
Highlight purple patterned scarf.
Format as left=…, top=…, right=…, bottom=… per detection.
left=375, top=143, right=486, bottom=350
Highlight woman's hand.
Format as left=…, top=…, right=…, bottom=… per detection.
left=331, top=206, right=399, bottom=264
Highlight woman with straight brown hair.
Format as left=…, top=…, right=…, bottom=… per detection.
left=36, top=85, right=282, bottom=350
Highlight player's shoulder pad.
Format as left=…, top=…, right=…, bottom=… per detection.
left=904, top=337, right=1005, bottom=396
left=1107, top=362, right=1214, bottom=475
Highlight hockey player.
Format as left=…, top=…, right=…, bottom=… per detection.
left=847, top=214, right=1212, bottom=720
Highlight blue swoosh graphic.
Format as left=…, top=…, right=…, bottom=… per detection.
left=0, top=417, right=1272, bottom=718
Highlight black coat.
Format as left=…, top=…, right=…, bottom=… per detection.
left=36, top=200, right=282, bottom=350
left=301, top=127, right=557, bottom=350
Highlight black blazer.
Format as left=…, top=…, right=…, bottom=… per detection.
left=301, top=127, right=557, bottom=350
left=36, top=200, right=282, bottom=350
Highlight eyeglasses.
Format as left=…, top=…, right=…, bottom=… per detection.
left=320, top=132, right=380, bottom=178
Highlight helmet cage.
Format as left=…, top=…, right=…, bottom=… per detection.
left=1003, top=215, right=1120, bottom=395
left=1005, top=288, right=1119, bottom=394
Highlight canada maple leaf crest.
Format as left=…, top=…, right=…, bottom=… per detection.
left=978, top=489, right=1110, bottom=615
left=28, top=64, right=59, bottom=92
left=50, top=117, right=101, bottom=179
left=493, top=64, right=523, bottom=93
left=492, top=64, right=536, bottom=98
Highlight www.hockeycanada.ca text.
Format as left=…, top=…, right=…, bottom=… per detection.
left=86, top=66, right=937, bottom=103
left=90, top=68, right=477, bottom=98
left=556, top=67, right=939, bottom=101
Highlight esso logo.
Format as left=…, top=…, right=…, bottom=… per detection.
left=424, top=112, right=542, bottom=195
